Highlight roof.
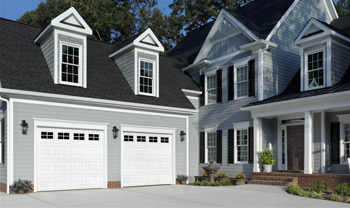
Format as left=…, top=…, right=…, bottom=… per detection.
left=167, top=21, right=214, bottom=66
left=319, top=14, right=350, bottom=38
left=227, top=0, right=295, bottom=39
left=245, top=66, right=350, bottom=108
left=0, top=18, right=199, bottom=110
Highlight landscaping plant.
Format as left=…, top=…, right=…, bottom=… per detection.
left=330, top=193, right=343, bottom=202
left=218, top=172, right=228, bottom=178
left=258, top=149, right=276, bottom=165
left=235, top=173, right=246, bottom=179
left=310, top=191, right=323, bottom=199
left=176, top=174, right=188, bottom=183
left=202, top=172, right=208, bottom=177
left=286, top=184, right=302, bottom=195
left=193, top=180, right=201, bottom=186
left=334, top=183, right=350, bottom=197
left=10, top=179, right=32, bottom=193
left=199, top=181, right=211, bottom=186
left=311, top=180, right=328, bottom=193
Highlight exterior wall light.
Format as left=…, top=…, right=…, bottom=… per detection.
left=21, top=120, right=29, bottom=135
left=112, top=126, right=119, bottom=139
left=180, top=131, right=186, bottom=142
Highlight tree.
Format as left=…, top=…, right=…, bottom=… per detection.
left=335, top=0, right=350, bottom=16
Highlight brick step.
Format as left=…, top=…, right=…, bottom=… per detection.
left=247, top=180, right=286, bottom=186
left=252, top=175, right=294, bottom=182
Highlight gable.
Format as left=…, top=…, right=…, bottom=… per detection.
left=61, top=14, right=84, bottom=28
left=140, top=34, right=158, bottom=46
left=302, top=24, right=324, bottom=38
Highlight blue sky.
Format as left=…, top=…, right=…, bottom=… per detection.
left=0, top=0, right=173, bottom=21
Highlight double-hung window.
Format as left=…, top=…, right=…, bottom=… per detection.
left=236, top=129, right=248, bottom=163
left=60, top=43, right=82, bottom=85
left=344, top=123, right=350, bottom=162
left=139, top=59, right=154, bottom=95
left=306, top=50, right=325, bottom=89
left=236, top=65, right=248, bottom=98
left=206, top=132, right=217, bottom=162
left=206, top=74, right=216, bottom=104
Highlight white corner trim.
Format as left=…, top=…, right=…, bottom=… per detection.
left=232, top=121, right=250, bottom=129
left=326, top=39, right=332, bottom=87
left=203, top=125, right=218, bottom=132
left=258, top=49, right=264, bottom=101
left=266, top=0, right=300, bottom=41
left=0, top=96, right=11, bottom=194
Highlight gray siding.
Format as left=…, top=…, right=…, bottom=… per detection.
left=331, top=41, right=350, bottom=85
left=262, top=118, right=278, bottom=171
left=114, top=50, right=135, bottom=91
left=13, top=102, right=188, bottom=182
left=208, top=33, right=252, bottom=60
left=188, top=97, right=199, bottom=182
left=313, top=113, right=321, bottom=173
left=263, top=51, right=276, bottom=99
left=268, top=0, right=331, bottom=95
left=41, top=33, right=55, bottom=80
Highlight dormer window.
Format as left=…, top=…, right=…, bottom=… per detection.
left=60, top=43, right=82, bottom=85
left=305, top=49, right=325, bottom=90
left=139, top=59, right=154, bottom=95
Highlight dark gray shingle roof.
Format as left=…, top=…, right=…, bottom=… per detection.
left=0, top=18, right=199, bottom=110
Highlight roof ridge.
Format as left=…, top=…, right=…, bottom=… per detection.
left=0, top=17, right=43, bottom=29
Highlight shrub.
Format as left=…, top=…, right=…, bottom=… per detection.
left=334, top=183, right=350, bottom=196
left=10, top=179, right=32, bottom=193
left=202, top=172, right=208, bottom=177
left=235, top=173, right=246, bottom=179
left=218, top=172, right=228, bottom=178
left=346, top=198, right=350, bottom=203
left=330, top=193, right=343, bottom=202
left=176, top=174, right=188, bottom=182
left=297, top=189, right=309, bottom=197
left=286, top=184, right=301, bottom=195
left=193, top=180, right=201, bottom=186
left=213, top=180, right=222, bottom=186
left=199, top=181, right=211, bottom=186
left=223, top=180, right=233, bottom=186
left=310, top=191, right=323, bottom=199
left=311, top=180, right=328, bottom=193
left=258, top=149, right=276, bottom=165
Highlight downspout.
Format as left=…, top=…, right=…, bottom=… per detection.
left=0, top=95, right=10, bottom=194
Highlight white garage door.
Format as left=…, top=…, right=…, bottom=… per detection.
left=122, top=132, right=173, bottom=187
left=36, top=127, right=105, bottom=191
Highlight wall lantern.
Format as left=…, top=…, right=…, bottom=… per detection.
left=180, top=130, right=186, bottom=142
left=21, top=120, right=29, bottom=135
left=112, top=126, right=119, bottom=139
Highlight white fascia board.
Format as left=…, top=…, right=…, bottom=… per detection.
left=182, top=59, right=210, bottom=72
left=108, top=43, right=133, bottom=58
left=193, top=9, right=259, bottom=64
left=34, top=25, right=53, bottom=44
left=0, top=88, right=198, bottom=115
left=241, top=91, right=350, bottom=118
left=265, top=0, right=300, bottom=41
left=182, top=89, right=202, bottom=96
left=324, top=0, right=339, bottom=20
left=240, top=40, right=278, bottom=52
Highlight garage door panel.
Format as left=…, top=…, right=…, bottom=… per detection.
left=56, top=147, right=70, bottom=156
left=72, top=148, right=86, bottom=156
left=56, top=163, right=70, bottom=172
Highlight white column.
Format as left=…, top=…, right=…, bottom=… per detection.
left=321, top=111, right=326, bottom=173
left=253, top=117, right=262, bottom=172
left=304, top=111, right=313, bottom=174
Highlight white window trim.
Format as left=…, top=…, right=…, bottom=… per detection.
left=205, top=71, right=217, bottom=105
left=205, top=131, right=217, bottom=163
left=338, top=114, right=350, bottom=164
left=304, top=47, right=326, bottom=91
left=234, top=62, right=249, bottom=100
left=232, top=121, right=249, bottom=164
left=0, top=116, right=2, bottom=165
left=138, top=58, right=156, bottom=96
left=204, top=125, right=218, bottom=163
left=59, top=41, right=83, bottom=87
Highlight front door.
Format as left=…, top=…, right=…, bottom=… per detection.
left=287, top=125, right=304, bottom=171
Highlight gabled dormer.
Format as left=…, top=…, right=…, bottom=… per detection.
left=34, top=7, right=92, bottom=88
left=109, top=29, right=164, bottom=97
left=295, top=18, right=350, bottom=91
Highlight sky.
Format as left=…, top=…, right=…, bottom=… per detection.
left=0, top=0, right=173, bottom=21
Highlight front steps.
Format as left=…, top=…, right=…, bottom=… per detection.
left=248, top=172, right=297, bottom=186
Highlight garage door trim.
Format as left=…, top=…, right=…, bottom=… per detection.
left=33, top=118, right=109, bottom=192
left=120, top=124, right=177, bottom=188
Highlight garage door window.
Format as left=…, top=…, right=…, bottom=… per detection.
left=149, top=136, right=158, bottom=143
left=41, top=132, right=53, bottom=139
left=137, top=136, right=146, bottom=142
left=89, top=134, right=99, bottom=141
left=124, top=135, right=133, bottom=142
left=74, top=133, right=85, bottom=140
left=161, top=137, right=169, bottom=143
left=58, top=132, right=69, bottom=140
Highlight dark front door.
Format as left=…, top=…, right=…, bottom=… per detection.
left=287, top=125, right=304, bottom=171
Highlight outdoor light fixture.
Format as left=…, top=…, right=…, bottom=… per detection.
left=180, top=130, right=186, bottom=142
left=112, top=126, right=119, bottom=139
left=21, top=120, right=29, bottom=135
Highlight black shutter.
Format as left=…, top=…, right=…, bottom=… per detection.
left=216, top=130, right=222, bottom=163
left=216, top=69, right=222, bottom=103
left=331, top=122, right=340, bottom=164
left=228, top=66, right=234, bottom=101
left=200, top=74, right=205, bottom=106
left=228, top=129, right=234, bottom=164
left=200, top=132, right=205, bottom=163
left=248, top=60, right=255, bottom=97
left=248, top=127, right=254, bottom=164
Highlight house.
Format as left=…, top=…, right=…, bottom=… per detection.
left=0, top=0, right=348, bottom=194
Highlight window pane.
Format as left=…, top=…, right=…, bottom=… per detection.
left=207, top=132, right=217, bottom=162
left=236, top=66, right=248, bottom=97
left=62, top=45, right=67, bottom=54
left=61, top=44, right=80, bottom=84
left=139, top=60, right=154, bottom=94
left=237, top=129, right=248, bottom=162
left=207, top=75, right=217, bottom=104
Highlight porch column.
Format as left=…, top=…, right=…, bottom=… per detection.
left=304, top=111, right=313, bottom=174
left=321, top=111, right=326, bottom=173
left=253, top=117, right=262, bottom=172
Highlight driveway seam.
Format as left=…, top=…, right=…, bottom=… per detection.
left=27, top=194, right=61, bottom=208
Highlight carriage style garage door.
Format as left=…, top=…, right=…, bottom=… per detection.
left=36, top=127, right=105, bottom=191
left=122, top=131, right=174, bottom=187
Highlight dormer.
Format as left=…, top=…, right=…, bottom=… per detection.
left=34, top=7, right=92, bottom=88
left=295, top=18, right=350, bottom=91
left=109, top=29, right=164, bottom=97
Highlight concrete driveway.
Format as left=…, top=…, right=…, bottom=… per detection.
left=0, top=185, right=348, bottom=208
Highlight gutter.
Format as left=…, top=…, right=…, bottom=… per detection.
left=0, top=95, right=10, bottom=194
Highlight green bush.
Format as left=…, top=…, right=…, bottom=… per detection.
left=258, top=149, right=276, bottom=165
left=199, top=181, right=211, bottom=186
left=297, top=189, right=309, bottom=197
left=193, top=180, right=201, bottom=186
left=223, top=180, right=232, bottom=186
left=10, top=179, right=32, bottom=193
left=330, top=193, right=343, bottom=202
left=286, top=185, right=301, bottom=195
left=346, top=198, right=350, bottom=203
left=213, top=180, right=222, bottom=186
left=176, top=174, right=188, bottom=182
left=334, top=183, right=350, bottom=196
left=310, top=191, right=323, bottom=199
left=311, top=180, right=328, bottom=193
